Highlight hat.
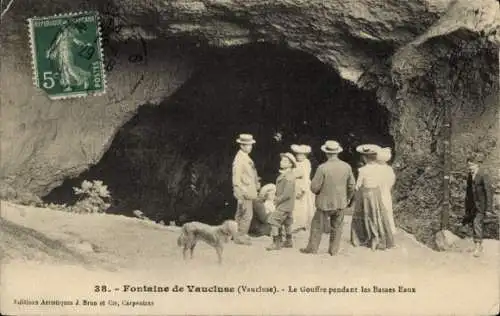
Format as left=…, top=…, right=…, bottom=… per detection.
left=280, top=152, right=298, bottom=167
left=356, top=144, right=382, bottom=155
left=236, top=134, right=256, bottom=145
left=321, top=140, right=343, bottom=154
left=258, top=183, right=276, bottom=200
left=291, top=144, right=312, bottom=155
left=377, top=147, right=392, bottom=162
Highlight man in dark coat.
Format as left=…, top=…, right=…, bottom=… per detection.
left=266, top=152, right=297, bottom=251
left=462, top=156, right=493, bottom=257
left=300, top=140, right=355, bottom=255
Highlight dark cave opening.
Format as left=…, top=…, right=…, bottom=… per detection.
left=43, top=43, right=394, bottom=225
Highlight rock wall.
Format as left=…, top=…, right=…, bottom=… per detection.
left=384, top=0, right=500, bottom=244
left=0, top=1, right=197, bottom=199
left=1, top=0, right=499, bottom=245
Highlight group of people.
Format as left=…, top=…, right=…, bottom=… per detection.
left=231, top=133, right=397, bottom=254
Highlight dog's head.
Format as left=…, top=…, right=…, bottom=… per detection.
left=220, top=220, right=239, bottom=241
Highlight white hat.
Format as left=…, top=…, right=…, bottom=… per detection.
left=321, top=140, right=343, bottom=154
left=280, top=152, right=298, bottom=167
left=356, top=144, right=382, bottom=155
left=258, top=183, right=276, bottom=200
left=291, top=144, right=312, bottom=154
left=236, top=134, right=256, bottom=144
left=377, top=147, right=392, bottom=162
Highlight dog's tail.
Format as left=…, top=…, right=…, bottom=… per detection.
left=177, top=226, right=187, bottom=247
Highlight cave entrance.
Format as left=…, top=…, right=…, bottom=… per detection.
left=44, top=43, right=394, bottom=224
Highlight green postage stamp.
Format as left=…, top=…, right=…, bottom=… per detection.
left=28, top=12, right=106, bottom=99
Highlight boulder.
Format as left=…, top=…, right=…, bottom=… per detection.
left=435, top=229, right=461, bottom=251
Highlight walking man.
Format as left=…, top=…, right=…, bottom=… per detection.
left=266, top=153, right=297, bottom=251
left=462, top=155, right=493, bottom=257
left=300, top=140, right=355, bottom=255
left=232, top=134, right=260, bottom=245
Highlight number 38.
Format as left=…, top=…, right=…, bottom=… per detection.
left=94, top=285, right=108, bottom=292
left=42, top=71, right=57, bottom=89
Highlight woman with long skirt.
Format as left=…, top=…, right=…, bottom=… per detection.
left=377, top=147, right=397, bottom=235
left=291, top=144, right=315, bottom=232
left=350, top=144, right=395, bottom=250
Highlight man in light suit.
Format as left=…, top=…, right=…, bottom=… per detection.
left=462, top=155, right=493, bottom=257
left=232, top=134, right=260, bottom=245
left=300, top=140, right=355, bottom=255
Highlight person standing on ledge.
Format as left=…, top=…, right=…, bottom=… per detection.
left=266, top=152, right=297, bottom=251
left=462, top=155, right=493, bottom=257
left=300, top=140, right=355, bottom=256
left=232, top=134, right=260, bottom=245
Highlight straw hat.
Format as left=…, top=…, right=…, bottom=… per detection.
left=356, top=144, right=382, bottom=155
left=291, top=144, right=312, bottom=155
left=280, top=152, right=298, bottom=167
left=236, top=134, right=256, bottom=145
left=258, top=183, right=276, bottom=200
left=377, top=147, right=392, bottom=162
left=321, top=140, right=343, bottom=154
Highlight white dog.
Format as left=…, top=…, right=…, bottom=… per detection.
left=177, top=220, right=239, bottom=264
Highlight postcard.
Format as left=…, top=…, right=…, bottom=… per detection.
left=1, top=0, right=499, bottom=315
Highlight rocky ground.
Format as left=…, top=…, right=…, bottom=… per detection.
left=1, top=200, right=498, bottom=315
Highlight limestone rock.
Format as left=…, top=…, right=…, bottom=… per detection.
left=1, top=6, right=196, bottom=196
left=1, top=0, right=499, bottom=247
left=435, top=229, right=461, bottom=251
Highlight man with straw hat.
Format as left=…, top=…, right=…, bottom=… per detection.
left=232, top=134, right=260, bottom=245
left=300, top=140, right=356, bottom=255
left=266, top=152, right=297, bottom=251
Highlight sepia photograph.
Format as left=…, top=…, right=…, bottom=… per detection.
left=0, top=0, right=499, bottom=315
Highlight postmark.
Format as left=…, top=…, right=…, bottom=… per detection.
left=28, top=12, right=106, bottom=100
left=99, top=4, right=148, bottom=75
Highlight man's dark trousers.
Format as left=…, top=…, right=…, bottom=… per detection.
left=464, top=171, right=491, bottom=244
left=470, top=209, right=485, bottom=243
left=305, top=208, right=344, bottom=254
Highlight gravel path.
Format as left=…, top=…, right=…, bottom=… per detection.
left=1, top=201, right=498, bottom=315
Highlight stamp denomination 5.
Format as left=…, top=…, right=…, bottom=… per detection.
left=28, top=11, right=106, bottom=99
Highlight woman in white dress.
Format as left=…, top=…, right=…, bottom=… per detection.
left=377, top=148, right=397, bottom=235
left=291, top=144, right=315, bottom=231
left=350, top=144, right=394, bottom=250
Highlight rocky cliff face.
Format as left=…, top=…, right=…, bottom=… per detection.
left=1, top=1, right=197, bottom=198
left=1, top=0, right=499, bottom=246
